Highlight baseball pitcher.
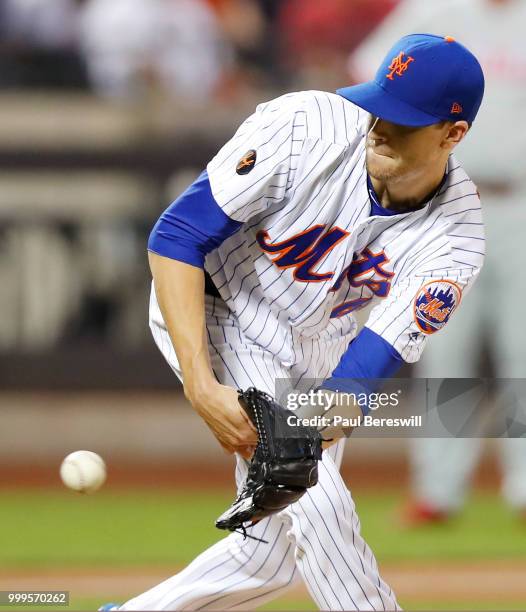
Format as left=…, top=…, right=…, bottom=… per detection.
left=109, top=34, right=485, bottom=611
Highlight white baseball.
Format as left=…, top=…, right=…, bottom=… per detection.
left=60, top=450, right=107, bottom=494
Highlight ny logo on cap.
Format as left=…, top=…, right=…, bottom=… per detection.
left=386, top=51, right=414, bottom=80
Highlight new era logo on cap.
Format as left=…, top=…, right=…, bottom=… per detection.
left=337, top=33, right=485, bottom=127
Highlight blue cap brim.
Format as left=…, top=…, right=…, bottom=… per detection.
left=337, top=81, right=443, bottom=127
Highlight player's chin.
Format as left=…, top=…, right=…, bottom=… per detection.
left=366, top=153, right=400, bottom=181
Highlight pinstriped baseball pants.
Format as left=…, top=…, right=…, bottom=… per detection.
left=119, top=288, right=399, bottom=611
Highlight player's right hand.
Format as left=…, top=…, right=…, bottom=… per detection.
left=186, top=383, right=258, bottom=459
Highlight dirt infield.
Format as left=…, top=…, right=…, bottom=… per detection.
left=0, top=455, right=503, bottom=492
left=2, top=560, right=525, bottom=603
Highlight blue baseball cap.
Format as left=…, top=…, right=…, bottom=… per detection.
left=337, top=33, right=485, bottom=127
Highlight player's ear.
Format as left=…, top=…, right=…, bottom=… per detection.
left=442, top=120, right=469, bottom=149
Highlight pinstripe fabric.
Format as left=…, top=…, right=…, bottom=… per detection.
left=128, top=290, right=400, bottom=610
left=204, top=92, right=483, bottom=367
left=134, top=89, right=486, bottom=610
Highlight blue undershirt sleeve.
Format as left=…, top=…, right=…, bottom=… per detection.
left=147, top=170, right=242, bottom=268
left=319, top=327, right=403, bottom=414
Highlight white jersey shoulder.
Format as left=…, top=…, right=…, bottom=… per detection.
left=434, top=159, right=485, bottom=271
left=207, top=91, right=368, bottom=222
left=365, top=155, right=484, bottom=362
left=205, top=96, right=485, bottom=368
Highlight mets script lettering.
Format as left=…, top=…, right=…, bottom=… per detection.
left=418, top=297, right=451, bottom=322
left=330, top=248, right=394, bottom=318
left=256, top=225, right=349, bottom=282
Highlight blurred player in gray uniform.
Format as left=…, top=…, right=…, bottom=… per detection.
left=350, top=0, right=526, bottom=522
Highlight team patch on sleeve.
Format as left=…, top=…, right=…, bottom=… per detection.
left=413, top=280, right=462, bottom=334
left=236, top=149, right=257, bottom=175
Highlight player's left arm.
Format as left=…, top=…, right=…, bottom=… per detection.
left=317, top=265, right=481, bottom=441
left=364, top=266, right=480, bottom=363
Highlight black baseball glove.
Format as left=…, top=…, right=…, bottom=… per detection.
left=215, top=387, right=322, bottom=537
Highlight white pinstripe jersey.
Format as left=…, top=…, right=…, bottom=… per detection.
left=206, top=90, right=485, bottom=365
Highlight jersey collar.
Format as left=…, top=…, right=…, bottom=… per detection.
left=367, top=168, right=449, bottom=218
